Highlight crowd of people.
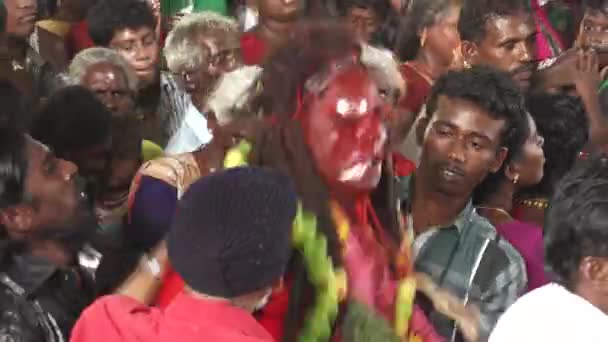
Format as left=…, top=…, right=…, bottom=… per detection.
left=0, top=0, right=607, bottom=341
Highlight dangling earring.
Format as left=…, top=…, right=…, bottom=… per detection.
left=512, top=174, right=520, bottom=184
left=463, top=60, right=471, bottom=69
left=420, top=29, right=428, bottom=48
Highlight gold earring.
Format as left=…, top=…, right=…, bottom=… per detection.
left=420, top=30, right=428, bottom=47
left=512, top=174, right=520, bottom=184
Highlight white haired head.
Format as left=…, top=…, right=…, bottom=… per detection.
left=164, top=11, right=239, bottom=73
left=67, top=47, right=139, bottom=91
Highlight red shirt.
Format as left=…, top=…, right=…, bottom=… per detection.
left=71, top=293, right=274, bottom=342
left=240, top=31, right=267, bottom=66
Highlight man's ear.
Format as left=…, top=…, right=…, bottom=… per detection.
left=489, top=147, right=508, bottom=173
left=0, top=205, right=35, bottom=239
left=461, top=40, right=479, bottom=66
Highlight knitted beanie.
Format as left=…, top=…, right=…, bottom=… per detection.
left=168, top=167, right=297, bottom=297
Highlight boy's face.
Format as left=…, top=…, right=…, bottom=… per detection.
left=578, top=8, right=608, bottom=49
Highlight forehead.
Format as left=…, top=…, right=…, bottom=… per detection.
left=84, top=62, right=125, bottom=79
left=320, top=66, right=380, bottom=103
left=111, top=27, right=155, bottom=42
left=584, top=8, right=608, bottom=23
left=5, top=0, right=36, bottom=7
left=432, top=96, right=506, bottom=138
left=482, top=12, right=534, bottom=43
left=347, top=7, right=377, bottom=18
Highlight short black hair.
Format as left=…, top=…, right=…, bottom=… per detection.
left=427, top=65, right=528, bottom=154
left=523, top=93, right=589, bottom=198
left=88, top=0, right=156, bottom=47
left=583, top=0, right=608, bottom=13
left=458, top=0, right=529, bottom=43
left=545, top=154, right=608, bottom=288
left=30, top=86, right=112, bottom=157
left=0, top=80, right=27, bottom=210
left=337, top=0, right=391, bottom=19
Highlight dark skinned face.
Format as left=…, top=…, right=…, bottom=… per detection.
left=578, top=9, right=608, bottom=49
left=511, top=114, right=545, bottom=188
left=257, top=0, right=304, bottom=23
left=419, top=96, right=507, bottom=197
left=109, top=27, right=159, bottom=86
left=463, top=11, right=537, bottom=90
left=81, top=62, right=134, bottom=117
left=4, top=0, right=37, bottom=38
left=345, top=6, right=379, bottom=42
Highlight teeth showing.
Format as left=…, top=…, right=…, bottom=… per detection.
left=443, top=169, right=456, bottom=178
left=339, top=163, right=368, bottom=182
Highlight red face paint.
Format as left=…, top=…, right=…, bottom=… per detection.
left=298, top=64, right=388, bottom=194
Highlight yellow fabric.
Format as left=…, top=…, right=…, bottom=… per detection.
left=36, top=20, right=72, bottom=37
left=141, top=140, right=163, bottom=162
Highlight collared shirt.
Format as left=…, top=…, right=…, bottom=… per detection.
left=0, top=246, right=97, bottom=341
left=71, top=293, right=274, bottom=342
left=164, top=99, right=212, bottom=154
left=490, top=283, right=608, bottom=342
left=397, top=176, right=527, bottom=341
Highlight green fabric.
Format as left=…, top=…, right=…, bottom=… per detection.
left=161, top=0, right=191, bottom=16
left=193, top=0, right=227, bottom=15
left=142, top=139, right=163, bottom=162
left=342, top=300, right=400, bottom=342
left=601, top=80, right=608, bottom=92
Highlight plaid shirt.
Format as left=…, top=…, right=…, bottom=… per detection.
left=397, top=176, right=527, bottom=341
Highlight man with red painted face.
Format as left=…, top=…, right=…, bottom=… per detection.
left=246, top=21, right=476, bottom=342
left=240, top=0, right=305, bottom=65
left=409, top=66, right=528, bottom=341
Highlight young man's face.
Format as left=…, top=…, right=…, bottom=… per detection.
left=419, top=96, right=507, bottom=197
left=4, top=0, right=37, bottom=38
left=0, top=137, right=94, bottom=245
left=257, top=0, right=304, bottom=23
left=109, top=26, right=159, bottom=87
left=345, top=6, right=379, bottom=42
left=462, top=11, right=537, bottom=90
left=578, top=8, right=608, bottom=49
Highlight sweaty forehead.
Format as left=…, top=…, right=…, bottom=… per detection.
left=482, top=12, right=535, bottom=43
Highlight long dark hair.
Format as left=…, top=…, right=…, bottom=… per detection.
left=248, top=20, right=401, bottom=340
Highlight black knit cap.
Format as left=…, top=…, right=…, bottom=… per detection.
left=168, top=166, right=297, bottom=297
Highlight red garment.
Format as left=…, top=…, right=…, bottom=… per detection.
left=156, top=267, right=292, bottom=342
left=398, top=62, right=433, bottom=115
left=392, top=153, right=416, bottom=177
left=71, top=293, right=274, bottom=342
left=241, top=31, right=267, bottom=66
left=67, top=21, right=94, bottom=57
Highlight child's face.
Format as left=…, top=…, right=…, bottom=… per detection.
left=578, top=9, right=608, bottom=49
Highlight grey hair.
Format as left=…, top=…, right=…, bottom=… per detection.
left=67, top=47, right=139, bottom=91
left=164, top=11, right=239, bottom=72
left=206, top=66, right=263, bottom=125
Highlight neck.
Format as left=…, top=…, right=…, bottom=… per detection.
left=479, top=181, right=516, bottom=213
left=411, top=172, right=470, bottom=234
left=574, top=282, right=608, bottom=315
left=27, top=240, right=76, bottom=268
left=0, top=35, right=27, bottom=58
left=255, top=18, right=296, bottom=48
left=413, top=48, right=450, bottom=81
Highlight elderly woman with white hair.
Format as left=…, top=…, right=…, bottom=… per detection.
left=163, top=11, right=241, bottom=154
left=68, top=47, right=139, bottom=118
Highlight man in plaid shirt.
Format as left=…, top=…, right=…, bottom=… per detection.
left=399, top=66, right=528, bottom=341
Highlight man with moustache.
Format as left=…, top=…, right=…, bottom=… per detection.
left=402, top=66, right=528, bottom=340
left=88, top=0, right=188, bottom=148
left=240, top=0, right=305, bottom=65
left=458, top=0, right=537, bottom=91
left=0, top=80, right=99, bottom=341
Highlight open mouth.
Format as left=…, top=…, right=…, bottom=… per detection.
left=439, top=165, right=465, bottom=181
